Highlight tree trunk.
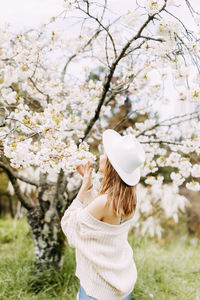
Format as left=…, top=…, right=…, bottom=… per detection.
left=27, top=205, right=66, bottom=270
left=0, top=157, right=76, bottom=270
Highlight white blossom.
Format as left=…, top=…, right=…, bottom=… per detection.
left=170, top=172, right=185, bottom=186
left=144, top=0, right=165, bottom=15
left=186, top=181, right=200, bottom=191
left=121, top=9, right=141, bottom=28
left=191, top=164, right=200, bottom=178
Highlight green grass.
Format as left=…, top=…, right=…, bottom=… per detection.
left=0, top=217, right=200, bottom=300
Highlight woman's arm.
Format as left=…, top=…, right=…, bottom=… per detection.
left=76, top=184, right=91, bottom=203
left=61, top=164, right=104, bottom=247
left=75, top=162, right=93, bottom=203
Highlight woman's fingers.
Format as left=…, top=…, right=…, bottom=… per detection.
left=76, top=164, right=85, bottom=176
left=84, top=162, right=92, bottom=170
left=84, top=163, right=93, bottom=176
left=77, top=162, right=93, bottom=175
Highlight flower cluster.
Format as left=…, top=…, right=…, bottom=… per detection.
left=130, top=182, right=190, bottom=239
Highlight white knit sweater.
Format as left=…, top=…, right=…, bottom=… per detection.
left=61, top=187, right=137, bottom=300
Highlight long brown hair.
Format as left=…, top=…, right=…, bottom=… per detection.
left=98, top=155, right=137, bottom=217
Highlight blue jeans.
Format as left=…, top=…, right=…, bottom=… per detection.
left=75, top=284, right=132, bottom=300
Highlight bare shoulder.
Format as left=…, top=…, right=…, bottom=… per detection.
left=85, top=194, right=108, bottom=221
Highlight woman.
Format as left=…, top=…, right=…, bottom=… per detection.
left=61, top=129, right=146, bottom=300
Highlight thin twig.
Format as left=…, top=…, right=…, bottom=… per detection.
left=61, top=29, right=103, bottom=80
left=140, top=140, right=184, bottom=145
left=28, top=77, right=51, bottom=103
left=136, top=111, right=200, bottom=137
left=76, top=5, right=117, bottom=58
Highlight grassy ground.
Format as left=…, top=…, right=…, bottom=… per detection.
left=0, top=217, right=200, bottom=300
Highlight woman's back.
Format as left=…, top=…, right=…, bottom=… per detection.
left=100, top=193, right=135, bottom=225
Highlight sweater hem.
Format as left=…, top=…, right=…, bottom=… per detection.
left=75, top=268, right=136, bottom=300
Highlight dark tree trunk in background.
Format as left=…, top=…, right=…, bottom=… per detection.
left=179, top=186, right=200, bottom=238
left=27, top=205, right=66, bottom=270
left=24, top=170, right=71, bottom=270
left=0, top=157, right=76, bottom=270
left=0, top=191, right=16, bottom=217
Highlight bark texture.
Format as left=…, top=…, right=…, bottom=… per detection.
left=27, top=205, right=66, bottom=270
left=25, top=176, right=68, bottom=270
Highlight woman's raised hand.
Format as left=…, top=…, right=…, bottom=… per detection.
left=76, top=162, right=93, bottom=177
left=79, top=162, right=93, bottom=191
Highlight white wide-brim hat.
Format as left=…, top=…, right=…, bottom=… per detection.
left=103, top=129, right=146, bottom=186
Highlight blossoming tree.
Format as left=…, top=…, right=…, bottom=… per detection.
left=0, top=0, right=200, bottom=268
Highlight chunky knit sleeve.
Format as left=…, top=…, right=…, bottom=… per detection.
left=61, top=198, right=84, bottom=248
left=60, top=186, right=98, bottom=248
left=81, top=186, right=98, bottom=206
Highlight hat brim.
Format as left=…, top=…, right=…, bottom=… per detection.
left=102, top=129, right=142, bottom=186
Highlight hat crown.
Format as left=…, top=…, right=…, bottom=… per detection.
left=103, top=129, right=146, bottom=185
left=112, top=134, right=145, bottom=174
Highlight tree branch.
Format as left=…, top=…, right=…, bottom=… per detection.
left=61, top=29, right=103, bottom=81
left=175, top=33, right=200, bottom=74
left=51, top=167, right=66, bottom=212
left=136, top=111, right=200, bottom=137
left=6, top=117, right=37, bottom=133
left=140, top=35, right=165, bottom=42
left=28, top=77, right=51, bottom=103
left=76, top=4, right=117, bottom=59
left=78, top=2, right=167, bottom=145
left=0, top=156, right=35, bottom=210
left=185, top=0, right=197, bottom=17
left=0, top=159, right=39, bottom=187
left=140, top=140, right=184, bottom=145
left=10, top=83, right=43, bottom=111
left=163, top=9, right=190, bottom=35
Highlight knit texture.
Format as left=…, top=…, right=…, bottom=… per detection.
left=61, top=187, right=137, bottom=300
